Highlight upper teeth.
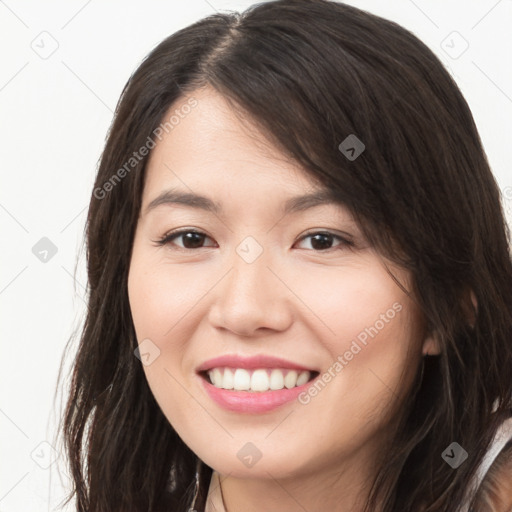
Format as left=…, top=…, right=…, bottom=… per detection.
left=207, top=367, right=312, bottom=392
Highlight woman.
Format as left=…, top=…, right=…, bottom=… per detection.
left=60, top=1, right=512, bottom=510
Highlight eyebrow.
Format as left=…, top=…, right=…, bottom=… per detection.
left=144, top=187, right=343, bottom=216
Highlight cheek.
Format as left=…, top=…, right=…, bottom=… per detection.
left=127, top=249, right=215, bottom=346
left=127, top=250, right=220, bottom=414
left=304, top=264, right=411, bottom=356
left=127, top=253, right=207, bottom=433
left=297, top=265, right=419, bottom=421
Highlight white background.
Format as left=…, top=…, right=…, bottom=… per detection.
left=1, top=1, right=511, bottom=510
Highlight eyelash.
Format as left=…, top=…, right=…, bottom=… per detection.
left=153, top=228, right=354, bottom=252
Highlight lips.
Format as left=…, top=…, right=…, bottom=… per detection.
left=196, top=354, right=319, bottom=373
left=197, top=355, right=318, bottom=391
left=196, top=354, right=320, bottom=413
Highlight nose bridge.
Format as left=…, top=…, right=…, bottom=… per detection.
left=226, top=235, right=272, bottom=305
left=209, top=235, right=292, bottom=335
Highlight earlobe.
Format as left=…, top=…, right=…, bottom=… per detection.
left=420, top=289, right=477, bottom=357
left=422, top=331, right=441, bottom=356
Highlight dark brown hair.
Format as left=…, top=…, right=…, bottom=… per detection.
left=59, top=0, right=512, bottom=510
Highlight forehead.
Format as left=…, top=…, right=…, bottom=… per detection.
left=142, top=87, right=330, bottom=207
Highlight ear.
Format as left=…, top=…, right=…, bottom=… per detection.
left=422, top=330, right=441, bottom=356
left=421, top=289, right=477, bottom=356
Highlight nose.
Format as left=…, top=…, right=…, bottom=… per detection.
left=207, top=249, right=294, bottom=338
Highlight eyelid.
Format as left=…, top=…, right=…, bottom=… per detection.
left=295, top=230, right=354, bottom=251
left=154, top=227, right=355, bottom=252
left=154, top=228, right=217, bottom=249
left=299, top=228, right=354, bottom=243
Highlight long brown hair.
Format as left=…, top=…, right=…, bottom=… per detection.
left=59, top=1, right=512, bottom=510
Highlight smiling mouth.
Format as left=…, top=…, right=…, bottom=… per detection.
left=200, top=367, right=319, bottom=392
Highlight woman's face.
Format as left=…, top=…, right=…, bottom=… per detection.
left=128, top=86, right=437, bottom=481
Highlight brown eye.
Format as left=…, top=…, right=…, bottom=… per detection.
left=156, top=229, right=216, bottom=250
left=295, top=231, right=352, bottom=251
left=155, top=229, right=352, bottom=252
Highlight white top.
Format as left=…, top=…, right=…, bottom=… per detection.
left=458, top=415, right=512, bottom=512
left=204, top=417, right=512, bottom=512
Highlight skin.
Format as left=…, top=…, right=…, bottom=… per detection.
left=127, top=86, right=440, bottom=511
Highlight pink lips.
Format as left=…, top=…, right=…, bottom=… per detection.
left=196, top=354, right=319, bottom=414
left=196, top=354, right=316, bottom=373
